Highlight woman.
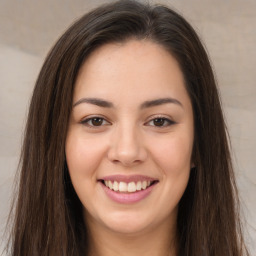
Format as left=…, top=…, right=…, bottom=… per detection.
left=7, top=0, right=249, bottom=255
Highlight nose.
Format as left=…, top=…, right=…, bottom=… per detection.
left=107, top=124, right=147, bottom=167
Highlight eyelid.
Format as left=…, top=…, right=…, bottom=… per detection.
left=80, top=115, right=111, bottom=128
left=144, top=115, right=176, bottom=127
left=79, top=114, right=176, bottom=128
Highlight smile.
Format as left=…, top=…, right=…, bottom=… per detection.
left=103, top=180, right=153, bottom=193
left=98, top=175, right=159, bottom=204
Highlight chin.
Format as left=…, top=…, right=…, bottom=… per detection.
left=99, top=210, right=155, bottom=235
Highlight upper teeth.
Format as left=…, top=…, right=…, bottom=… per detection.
left=104, top=180, right=151, bottom=193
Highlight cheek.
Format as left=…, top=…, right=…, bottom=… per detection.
left=150, top=134, right=193, bottom=176
left=65, top=132, right=110, bottom=212
left=65, top=133, right=107, bottom=178
left=153, top=134, right=193, bottom=203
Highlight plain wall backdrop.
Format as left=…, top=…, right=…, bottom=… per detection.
left=0, top=0, right=255, bottom=254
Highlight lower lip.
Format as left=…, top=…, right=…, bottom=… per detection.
left=100, top=182, right=157, bottom=204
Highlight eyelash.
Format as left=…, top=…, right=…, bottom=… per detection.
left=80, top=116, right=110, bottom=128
left=80, top=116, right=176, bottom=128
left=145, top=116, right=176, bottom=127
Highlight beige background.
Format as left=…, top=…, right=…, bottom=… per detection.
left=0, top=0, right=255, bottom=254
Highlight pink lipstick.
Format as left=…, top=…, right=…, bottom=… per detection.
left=98, top=175, right=158, bottom=204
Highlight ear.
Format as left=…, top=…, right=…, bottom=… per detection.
left=190, top=162, right=195, bottom=168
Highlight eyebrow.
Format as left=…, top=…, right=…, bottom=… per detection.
left=140, top=98, right=183, bottom=109
left=73, top=97, right=183, bottom=109
left=73, top=98, right=114, bottom=108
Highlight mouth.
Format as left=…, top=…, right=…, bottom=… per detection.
left=99, top=179, right=158, bottom=193
left=98, top=175, right=159, bottom=204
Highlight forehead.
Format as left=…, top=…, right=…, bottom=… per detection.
left=74, top=39, right=189, bottom=106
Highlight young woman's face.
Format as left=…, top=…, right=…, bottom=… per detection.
left=65, top=40, right=194, bottom=235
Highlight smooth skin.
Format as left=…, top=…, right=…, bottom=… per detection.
left=65, top=40, right=194, bottom=256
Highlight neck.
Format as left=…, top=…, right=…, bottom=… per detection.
left=86, top=216, right=178, bottom=256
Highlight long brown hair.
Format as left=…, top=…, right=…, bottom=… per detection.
left=6, top=0, right=249, bottom=255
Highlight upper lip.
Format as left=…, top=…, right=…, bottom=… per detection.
left=98, top=175, right=158, bottom=183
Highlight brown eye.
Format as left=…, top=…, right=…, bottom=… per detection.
left=81, top=116, right=110, bottom=127
left=153, top=118, right=166, bottom=126
left=91, top=117, right=103, bottom=126
left=146, top=117, right=175, bottom=127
